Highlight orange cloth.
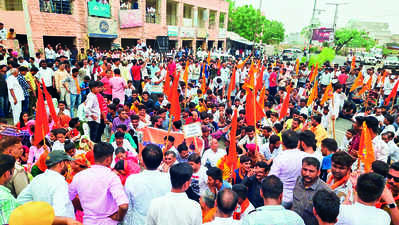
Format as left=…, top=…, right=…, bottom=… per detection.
left=74, top=77, right=81, bottom=94
left=233, top=199, right=250, bottom=220
left=202, top=207, right=216, bottom=223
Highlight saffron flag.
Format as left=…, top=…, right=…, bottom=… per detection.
left=183, top=60, right=189, bottom=85
left=237, top=55, right=250, bottom=69
left=320, top=83, right=333, bottom=106
left=384, top=79, right=399, bottom=106
left=295, top=58, right=300, bottom=75
left=227, top=68, right=236, bottom=102
left=307, top=79, right=318, bottom=106
left=244, top=86, right=256, bottom=126
left=42, top=79, right=59, bottom=127
left=33, top=86, right=49, bottom=146
left=201, top=72, right=207, bottom=95
left=377, top=70, right=387, bottom=86
left=255, top=65, right=265, bottom=93
left=170, top=72, right=181, bottom=121
left=227, top=109, right=238, bottom=171
left=206, top=52, right=211, bottom=65
left=258, top=87, right=266, bottom=112
left=279, top=86, right=291, bottom=120
left=358, top=77, right=372, bottom=96
left=358, top=121, right=375, bottom=172
left=310, top=63, right=318, bottom=82
left=351, top=55, right=356, bottom=71
left=350, top=71, right=364, bottom=92
left=163, top=71, right=171, bottom=99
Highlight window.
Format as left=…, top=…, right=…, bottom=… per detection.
left=146, top=0, right=160, bottom=24
left=39, top=0, right=72, bottom=14
left=4, top=0, right=23, bottom=11
left=219, top=13, right=225, bottom=28
left=120, top=0, right=138, bottom=10
left=209, top=10, right=217, bottom=29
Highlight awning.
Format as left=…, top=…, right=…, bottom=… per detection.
left=227, top=32, right=253, bottom=46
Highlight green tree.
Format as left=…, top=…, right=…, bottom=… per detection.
left=227, top=2, right=285, bottom=44
left=334, top=28, right=376, bottom=53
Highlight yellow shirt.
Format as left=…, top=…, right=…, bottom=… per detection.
left=24, top=72, right=36, bottom=91
left=54, top=70, right=69, bottom=91
left=311, top=124, right=328, bottom=147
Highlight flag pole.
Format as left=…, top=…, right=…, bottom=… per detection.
left=164, top=114, right=174, bottom=153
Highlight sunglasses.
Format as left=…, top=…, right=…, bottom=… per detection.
left=388, top=174, right=399, bottom=183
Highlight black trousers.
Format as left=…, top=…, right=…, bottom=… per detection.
left=88, top=121, right=100, bottom=143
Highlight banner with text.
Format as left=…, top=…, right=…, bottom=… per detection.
left=88, top=17, right=118, bottom=38
left=88, top=1, right=111, bottom=18
left=120, top=9, right=144, bottom=28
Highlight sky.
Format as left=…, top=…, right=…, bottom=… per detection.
left=234, top=0, right=399, bottom=34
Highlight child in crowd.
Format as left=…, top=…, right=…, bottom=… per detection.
left=68, top=117, right=81, bottom=143
left=52, top=128, right=67, bottom=151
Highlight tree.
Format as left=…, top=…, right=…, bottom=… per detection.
left=227, top=2, right=285, bottom=44
left=308, top=47, right=336, bottom=68
left=334, top=28, right=376, bottom=53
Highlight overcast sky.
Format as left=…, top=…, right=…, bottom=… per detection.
left=234, top=0, right=399, bottom=34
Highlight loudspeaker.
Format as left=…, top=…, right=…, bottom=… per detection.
left=156, top=36, right=169, bottom=52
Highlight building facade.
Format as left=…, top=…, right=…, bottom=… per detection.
left=0, top=0, right=229, bottom=51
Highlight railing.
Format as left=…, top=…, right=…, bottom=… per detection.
left=120, top=0, right=139, bottom=10
left=146, top=11, right=160, bottom=24
left=39, top=0, right=72, bottom=14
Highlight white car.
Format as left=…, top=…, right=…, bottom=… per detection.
left=364, top=54, right=377, bottom=65
left=383, top=55, right=399, bottom=69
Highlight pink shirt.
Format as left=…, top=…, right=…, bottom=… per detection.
left=101, top=77, right=112, bottom=95
left=338, top=73, right=348, bottom=85
left=109, top=76, right=127, bottom=105
left=69, top=165, right=129, bottom=225
left=27, top=146, right=45, bottom=164
left=269, top=72, right=277, bottom=87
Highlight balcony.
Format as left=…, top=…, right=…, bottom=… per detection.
left=120, top=0, right=139, bottom=10
left=39, top=0, right=72, bottom=14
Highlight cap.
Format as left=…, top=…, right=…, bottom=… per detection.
left=45, top=150, right=74, bottom=167
left=9, top=202, right=55, bottom=225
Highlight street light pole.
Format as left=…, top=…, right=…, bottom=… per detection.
left=326, top=2, right=349, bottom=32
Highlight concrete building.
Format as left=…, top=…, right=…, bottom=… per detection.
left=346, top=20, right=392, bottom=45
left=0, top=0, right=229, bottom=51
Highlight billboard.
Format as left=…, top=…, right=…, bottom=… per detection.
left=88, top=1, right=111, bottom=18
left=120, top=9, right=144, bottom=28
left=312, top=28, right=334, bottom=42
left=87, top=17, right=118, bottom=38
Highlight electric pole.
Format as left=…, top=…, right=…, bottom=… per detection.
left=22, top=0, right=35, bottom=57
left=326, top=2, right=349, bottom=32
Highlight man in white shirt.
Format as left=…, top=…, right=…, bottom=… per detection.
left=84, top=81, right=101, bottom=143
left=384, top=75, right=396, bottom=98
left=17, top=151, right=75, bottom=218
left=123, top=144, right=171, bottom=225
left=6, top=68, right=24, bottom=124
left=202, top=138, right=226, bottom=167
left=204, top=189, right=240, bottom=225
left=336, top=173, right=391, bottom=225
left=36, top=61, right=56, bottom=97
left=187, top=153, right=208, bottom=202
left=366, top=116, right=389, bottom=162
left=0, top=23, right=7, bottom=41
left=147, top=163, right=202, bottom=225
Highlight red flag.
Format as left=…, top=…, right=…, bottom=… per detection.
left=227, top=68, right=236, bottom=101
left=163, top=71, right=171, bottom=99
left=358, top=121, right=375, bottom=172
left=279, top=86, right=291, bottom=120
left=33, top=86, right=49, bottom=146
left=42, top=80, right=59, bottom=127
left=227, top=109, right=238, bottom=171
left=384, top=79, right=399, bottom=106
left=170, top=72, right=181, bottom=121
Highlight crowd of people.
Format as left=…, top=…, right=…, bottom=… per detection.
left=1, top=37, right=399, bottom=225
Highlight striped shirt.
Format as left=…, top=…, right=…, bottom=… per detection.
left=0, top=185, right=17, bottom=224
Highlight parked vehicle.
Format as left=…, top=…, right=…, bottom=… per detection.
left=364, top=53, right=377, bottom=65
left=282, top=48, right=302, bottom=61
left=383, top=55, right=399, bottom=69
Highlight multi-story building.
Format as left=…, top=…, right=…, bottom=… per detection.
left=0, top=0, right=229, bottom=51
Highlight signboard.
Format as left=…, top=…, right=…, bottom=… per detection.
left=168, top=26, right=179, bottom=37
left=88, top=1, right=111, bottom=18
left=312, top=28, right=334, bottom=42
left=120, top=9, right=143, bottom=28
left=87, top=17, right=118, bottom=38
left=218, top=28, right=227, bottom=39
left=182, top=122, right=202, bottom=138
left=180, top=27, right=195, bottom=38
left=197, top=28, right=207, bottom=38
left=138, top=127, right=204, bottom=153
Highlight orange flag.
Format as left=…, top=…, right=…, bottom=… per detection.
left=42, top=79, right=59, bottom=127
left=227, top=68, right=237, bottom=102
left=295, top=58, right=300, bottom=75
left=163, top=71, right=171, bottom=99
left=33, top=86, right=49, bottom=146
left=307, top=79, right=318, bottom=106
left=309, top=63, right=318, bottom=82
left=384, top=79, right=399, bottom=106
left=206, top=52, right=211, bottom=65
left=170, top=72, right=181, bottom=121
left=244, top=86, right=256, bottom=126
left=358, top=77, right=372, bottom=96
left=183, top=60, right=189, bottom=85
left=351, top=55, right=356, bottom=71
left=358, top=121, right=375, bottom=172
left=350, top=71, right=364, bottom=92
left=320, top=83, right=334, bottom=106
left=237, top=55, right=250, bottom=69
left=279, top=86, right=291, bottom=120
left=227, top=109, right=238, bottom=171
left=255, top=65, right=265, bottom=93
left=201, top=73, right=207, bottom=95
left=378, top=70, right=387, bottom=86
left=258, top=86, right=266, bottom=111
left=217, top=59, right=221, bottom=70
